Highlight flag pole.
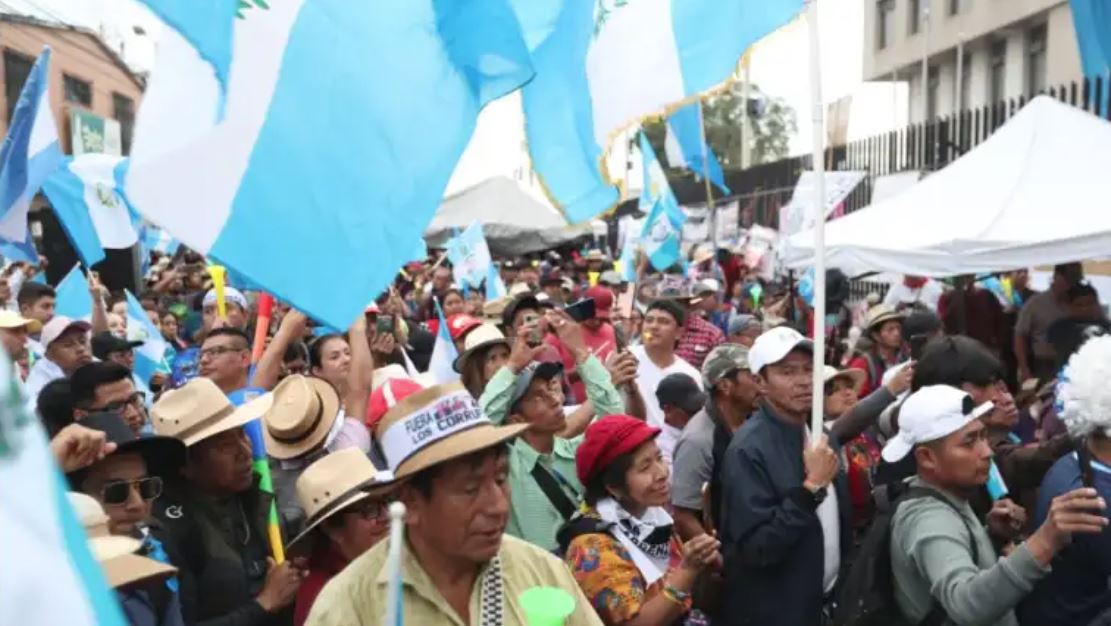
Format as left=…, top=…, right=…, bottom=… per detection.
left=806, top=0, right=827, bottom=443
left=696, top=102, right=719, bottom=253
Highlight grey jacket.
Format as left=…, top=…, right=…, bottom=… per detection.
left=891, top=477, right=1049, bottom=626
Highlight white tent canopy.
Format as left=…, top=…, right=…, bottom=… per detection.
left=784, top=97, right=1111, bottom=277
left=425, top=176, right=591, bottom=255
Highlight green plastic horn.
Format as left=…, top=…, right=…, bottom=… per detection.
left=518, top=586, right=576, bottom=626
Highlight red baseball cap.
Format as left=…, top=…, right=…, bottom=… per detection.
left=584, top=286, right=614, bottom=320
left=575, top=415, right=661, bottom=485
left=366, top=378, right=425, bottom=430
left=446, top=314, right=483, bottom=341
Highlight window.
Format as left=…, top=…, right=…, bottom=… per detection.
left=1027, top=23, right=1047, bottom=96
left=960, top=53, right=972, bottom=110
left=112, top=93, right=134, bottom=155
left=948, top=0, right=961, bottom=15
left=63, top=74, right=92, bottom=107
left=876, top=0, right=895, bottom=49
left=990, top=39, right=1007, bottom=103
left=909, top=0, right=921, bottom=34
left=3, top=50, right=32, bottom=123
left=926, top=66, right=940, bottom=119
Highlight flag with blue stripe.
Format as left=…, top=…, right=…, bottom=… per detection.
left=125, top=290, right=171, bottom=381
left=447, top=221, right=493, bottom=289
left=134, top=0, right=237, bottom=105
left=43, top=155, right=139, bottom=267
left=639, top=132, right=685, bottom=270
left=0, top=232, right=37, bottom=263
left=54, top=265, right=93, bottom=320
left=664, top=102, right=731, bottom=194
left=0, top=350, right=126, bottom=626
left=140, top=225, right=179, bottom=256
left=485, top=262, right=507, bottom=300
left=0, top=47, right=63, bottom=247
left=125, top=1, right=534, bottom=333
left=518, top=0, right=801, bottom=223
left=619, top=235, right=638, bottom=283
left=427, top=299, right=460, bottom=385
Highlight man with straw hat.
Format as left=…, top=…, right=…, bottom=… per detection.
left=287, top=448, right=398, bottom=626
left=846, top=303, right=908, bottom=398
left=150, top=377, right=305, bottom=626
left=307, top=382, right=603, bottom=626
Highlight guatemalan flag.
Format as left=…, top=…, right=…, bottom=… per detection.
left=518, top=0, right=801, bottom=223
left=0, top=47, right=62, bottom=261
left=125, top=289, right=171, bottom=382
left=126, top=1, right=534, bottom=331
left=42, top=155, right=139, bottom=267
left=427, top=299, right=460, bottom=385
left=638, top=132, right=684, bottom=271
left=664, top=102, right=731, bottom=194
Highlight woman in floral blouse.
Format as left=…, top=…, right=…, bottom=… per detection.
left=557, top=415, right=721, bottom=626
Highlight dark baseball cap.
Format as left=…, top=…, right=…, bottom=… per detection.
left=502, top=295, right=540, bottom=328
left=91, top=332, right=143, bottom=361
left=655, top=373, right=706, bottom=414
left=509, top=361, right=565, bottom=411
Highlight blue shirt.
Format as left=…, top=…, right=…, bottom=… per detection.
left=1018, top=452, right=1111, bottom=625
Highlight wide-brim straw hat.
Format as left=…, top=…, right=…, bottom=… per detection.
left=822, top=365, right=866, bottom=396
left=864, top=304, right=904, bottom=331
left=262, top=375, right=342, bottom=460
left=152, top=378, right=273, bottom=447
left=0, top=309, right=40, bottom=333
left=453, top=323, right=509, bottom=372
left=374, top=382, right=527, bottom=479
left=68, top=492, right=177, bottom=589
left=285, top=448, right=397, bottom=553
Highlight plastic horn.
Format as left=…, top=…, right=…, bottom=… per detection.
left=207, top=265, right=228, bottom=321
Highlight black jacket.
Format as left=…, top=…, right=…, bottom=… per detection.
left=718, top=404, right=852, bottom=626
left=154, top=476, right=292, bottom=626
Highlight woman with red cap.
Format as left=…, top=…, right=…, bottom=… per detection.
left=557, top=415, right=721, bottom=626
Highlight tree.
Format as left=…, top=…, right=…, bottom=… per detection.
left=641, top=82, right=797, bottom=171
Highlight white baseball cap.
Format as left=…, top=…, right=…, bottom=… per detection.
left=748, top=326, right=814, bottom=374
left=40, top=316, right=92, bottom=349
left=880, top=385, right=994, bottom=462
left=203, top=287, right=248, bottom=310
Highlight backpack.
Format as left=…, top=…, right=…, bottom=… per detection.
left=834, top=481, right=980, bottom=626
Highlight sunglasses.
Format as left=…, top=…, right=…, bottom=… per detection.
left=101, top=476, right=163, bottom=506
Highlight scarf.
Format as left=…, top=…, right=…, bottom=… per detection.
left=596, top=497, right=673, bottom=585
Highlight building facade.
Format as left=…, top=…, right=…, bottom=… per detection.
left=864, top=0, right=1084, bottom=123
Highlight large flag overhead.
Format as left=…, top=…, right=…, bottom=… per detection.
left=519, top=0, right=802, bottom=223
left=126, top=1, right=534, bottom=331
left=665, top=102, right=731, bottom=194
left=0, top=47, right=62, bottom=246
left=43, top=155, right=138, bottom=267
left=134, top=0, right=238, bottom=100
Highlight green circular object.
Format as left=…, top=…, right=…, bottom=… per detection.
left=518, top=586, right=576, bottom=626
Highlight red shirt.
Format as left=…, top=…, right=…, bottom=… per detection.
left=293, top=545, right=348, bottom=626
left=938, top=286, right=1006, bottom=352
left=676, top=313, right=725, bottom=370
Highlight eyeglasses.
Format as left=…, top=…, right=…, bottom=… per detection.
left=346, top=498, right=390, bottom=521
left=199, top=345, right=246, bottom=360
left=96, top=391, right=146, bottom=413
left=101, top=476, right=163, bottom=506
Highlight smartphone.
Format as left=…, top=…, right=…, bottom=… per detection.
left=375, top=314, right=395, bottom=335
left=522, top=312, right=543, bottom=346
left=564, top=298, right=596, bottom=323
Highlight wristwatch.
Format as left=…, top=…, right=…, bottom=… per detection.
left=804, top=483, right=828, bottom=506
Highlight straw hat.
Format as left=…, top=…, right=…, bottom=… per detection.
left=374, top=382, right=527, bottom=479
left=285, top=448, right=397, bottom=552
left=262, top=375, right=342, bottom=460
left=68, top=492, right=177, bottom=589
left=863, top=304, right=904, bottom=332
left=151, top=378, right=273, bottom=447
left=822, top=365, right=866, bottom=396
left=0, top=309, right=40, bottom=333
left=453, top=323, right=509, bottom=372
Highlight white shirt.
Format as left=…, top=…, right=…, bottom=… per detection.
left=629, top=345, right=703, bottom=467
left=883, top=278, right=944, bottom=312
left=806, top=426, right=841, bottom=593
left=24, top=357, right=64, bottom=412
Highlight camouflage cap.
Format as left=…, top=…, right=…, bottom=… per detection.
left=701, top=344, right=751, bottom=388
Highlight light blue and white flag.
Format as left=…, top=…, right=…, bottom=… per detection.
left=134, top=0, right=238, bottom=105
left=639, top=133, right=685, bottom=270
left=446, top=221, right=493, bottom=290
left=54, top=264, right=93, bottom=320
left=0, top=351, right=126, bottom=626
left=485, top=262, right=507, bottom=300
left=0, top=233, right=37, bottom=263
left=43, top=155, right=138, bottom=267
left=427, top=299, right=460, bottom=385
left=665, top=102, right=731, bottom=194
left=125, top=1, right=534, bottom=332
left=518, top=0, right=801, bottom=223
left=0, top=47, right=63, bottom=246
left=619, top=235, right=638, bottom=283
left=638, top=131, right=681, bottom=217
left=140, top=225, right=179, bottom=256
left=125, top=290, right=170, bottom=382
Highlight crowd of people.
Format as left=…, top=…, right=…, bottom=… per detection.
left=22, top=244, right=1111, bottom=626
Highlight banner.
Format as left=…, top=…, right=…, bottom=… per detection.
left=778, top=170, right=866, bottom=238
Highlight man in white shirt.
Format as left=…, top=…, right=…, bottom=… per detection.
left=883, top=275, right=944, bottom=312
left=628, top=299, right=702, bottom=466
left=25, top=316, right=94, bottom=407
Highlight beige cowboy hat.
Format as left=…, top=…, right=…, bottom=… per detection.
left=374, top=382, right=527, bottom=479
left=453, top=323, right=509, bottom=372
left=285, top=448, right=397, bottom=553
left=863, top=304, right=904, bottom=331
left=0, top=309, right=40, bottom=333
left=151, top=378, right=273, bottom=447
left=822, top=365, right=866, bottom=396
left=68, top=492, right=177, bottom=589
left=262, top=375, right=342, bottom=460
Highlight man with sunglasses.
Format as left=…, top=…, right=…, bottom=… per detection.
left=71, top=362, right=149, bottom=436
left=67, top=410, right=188, bottom=626
left=199, top=327, right=253, bottom=394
